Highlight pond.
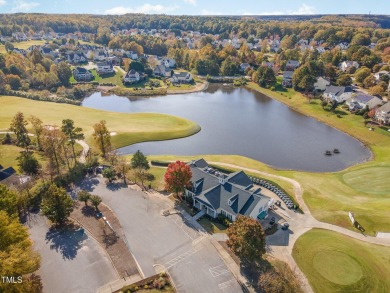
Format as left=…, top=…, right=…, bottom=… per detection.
left=82, top=84, right=371, bottom=172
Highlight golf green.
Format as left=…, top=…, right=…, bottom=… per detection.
left=342, top=167, right=390, bottom=195
left=312, top=251, right=362, bottom=285
left=293, top=229, right=390, bottom=293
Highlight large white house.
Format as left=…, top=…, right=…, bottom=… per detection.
left=375, top=102, right=390, bottom=125
left=323, top=85, right=353, bottom=103
left=340, top=61, right=359, bottom=72
left=171, top=72, right=193, bottom=83
left=184, top=159, right=272, bottom=222
left=123, top=69, right=140, bottom=84
left=96, top=61, right=114, bottom=75
left=346, top=94, right=383, bottom=111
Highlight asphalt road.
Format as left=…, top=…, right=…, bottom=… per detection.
left=27, top=213, right=117, bottom=293
left=82, top=177, right=243, bottom=293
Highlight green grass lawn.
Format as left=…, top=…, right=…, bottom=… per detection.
left=293, top=229, right=390, bottom=293
left=0, top=40, right=47, bottom=54
left=0, top=144, right=47, bottom=172
left=198, top=218, right=228, bottom=234
left=0, top=96, right=200, bottom=149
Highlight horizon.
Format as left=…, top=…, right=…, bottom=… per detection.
left=0, top=0, right=389, bottom=15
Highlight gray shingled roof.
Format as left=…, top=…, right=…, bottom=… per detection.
left=188, top=159, right=270, bottom=218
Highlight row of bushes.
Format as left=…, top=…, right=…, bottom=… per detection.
left=150, top=160, right=171, bottom=167
left=109, top=87, right=167, bottom=97
left=119, top=273, right=171, bottom=293
left=5, top=90, right=81, bottom=105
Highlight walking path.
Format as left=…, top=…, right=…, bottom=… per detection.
left=206, top=161, right=390, bottom=293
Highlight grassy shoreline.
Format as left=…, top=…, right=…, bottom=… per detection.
left=146, top=82, right=390, bottom=235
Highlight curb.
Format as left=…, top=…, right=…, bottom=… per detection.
left=69, top=216, right=120, bottom=279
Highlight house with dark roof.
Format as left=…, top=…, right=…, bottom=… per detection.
left=96, top=61, right=114, bottom=75
left=346, top=94, right=383, bottom=111
left=0, top=166, right=30, bottom=189
left=285, top=60, right=300, bottom=71
left=282, top=71, right=294, bottom=87
left=170, top=72, right=193, bottom=84
left=185, top=159, right=272, bottom=221
left=73, top=67, right=94, bottom=81
left=323, top=85, right=353, bottom=103
left=153, top=65, right=173, bottom=77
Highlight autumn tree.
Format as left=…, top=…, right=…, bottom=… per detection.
left=0, top=210, right=42, bottom=293
left=227, top=215, right=266, bottom=264
left=93, top=120, right=111, bottom=158
left=355, top=67, right=371, bottom=84
left=89, top=195, right=102, bottom=211
left=61, top=119, right=84, bottom=164
left=57, top=61, right=72, bottom=86
left=164, top=161, right=192, bottom=200
left=41, top=184, right=74, bottom=225
left=114, top=156, right=130, bottom=184
left=131, top=150, right=150, bottom=188
left=10, top=112, right=30, bottom=150
left=337, top=74, right=352, bottom=86
left=28, top=115, right=43, bottom=150
left=77, top=190, right=91, bottom=206
left=41, top=127, right=66, bottom=176
left=257, top=66, right=276, bottom=88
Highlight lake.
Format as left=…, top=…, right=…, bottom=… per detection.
left=82, top=84, right=371, bottom=172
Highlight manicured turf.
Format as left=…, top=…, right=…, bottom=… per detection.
left=198, top=218, right=228, bottom=234
left=0, top=96, right=200, bottom=149
left=0, top=40, right=47, bottom=54
left=293, top=229, right=390, bottom=293
left=342, top=167, right=390, bottom=195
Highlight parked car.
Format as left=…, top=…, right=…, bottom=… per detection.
left=282, top=222, right=290, bottom=230
left=269, top=217, right=276, bottom=225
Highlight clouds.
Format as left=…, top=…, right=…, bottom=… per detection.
left=0, top=0, right=6, bottom=7
left=201, top=9, right=222, bottom=15
left=105, top=4, right=179, bottom=15
left=11, top=1, right=40, bottom=12
left=184, top=0, right=196, bottom=5
left=242, top=3, right=317, bottom=16
left=291, top=3, right=317, bottom=15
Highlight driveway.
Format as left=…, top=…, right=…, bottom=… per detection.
left=81, top=177, right=243, bottom=293
left=27, top=213, right=117, bottom=293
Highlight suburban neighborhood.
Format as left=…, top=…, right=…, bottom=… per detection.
left=0, top=6, right=390, bottom=293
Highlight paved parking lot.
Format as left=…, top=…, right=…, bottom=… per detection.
left=82, top=177, right=243, bottom=293
left=27, top=213, right=117, bottom=293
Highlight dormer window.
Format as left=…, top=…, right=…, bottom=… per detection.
left=228, top=194, right=239, bottom=206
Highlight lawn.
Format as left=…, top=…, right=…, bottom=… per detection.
left=0, top=96, right=200, bottom=149
left=293, top=229, right=390, bottom=293
left=0, top=40, right=47, bottom=54
left=198, top=218, right=228, bottom=234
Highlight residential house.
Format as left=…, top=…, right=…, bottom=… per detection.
left=240, top=63, right=251, bottom=73
left=282, top=71, right=294, bottom=87
left=336, top=42, right=350, bottom=50
left=374, top=71, right=390, bottom=82
left=340, top=61, right=359, bottom=72
left=162, top=58, right=176, bottom=68
left=123, top=69, right=140, bottom=84
left=67, top=52, right=87, bottom=64
left=73, top=67, right=94, bottom=81
left=153, top=65, right=173, bottom=77
left=375, top=102, right=390, bottom=125
left=346, top=94, right=383, bottom=111
left=285, top=60, right=300, bottom=71
left=170, top=72, right=193, bottom=84
left=323, top=85, right=353, bottom=103
left=0, top=165, right=30, bottom=189
left=314, top=77, right=331, bottom=93
left=184, top=159, right=272, bottom=221
left=262, top=62, right=274, bottom=68
left=97, top=61, right=114, bottom=75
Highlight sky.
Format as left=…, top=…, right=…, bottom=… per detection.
left=0, top=0, right=388, bottom=15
